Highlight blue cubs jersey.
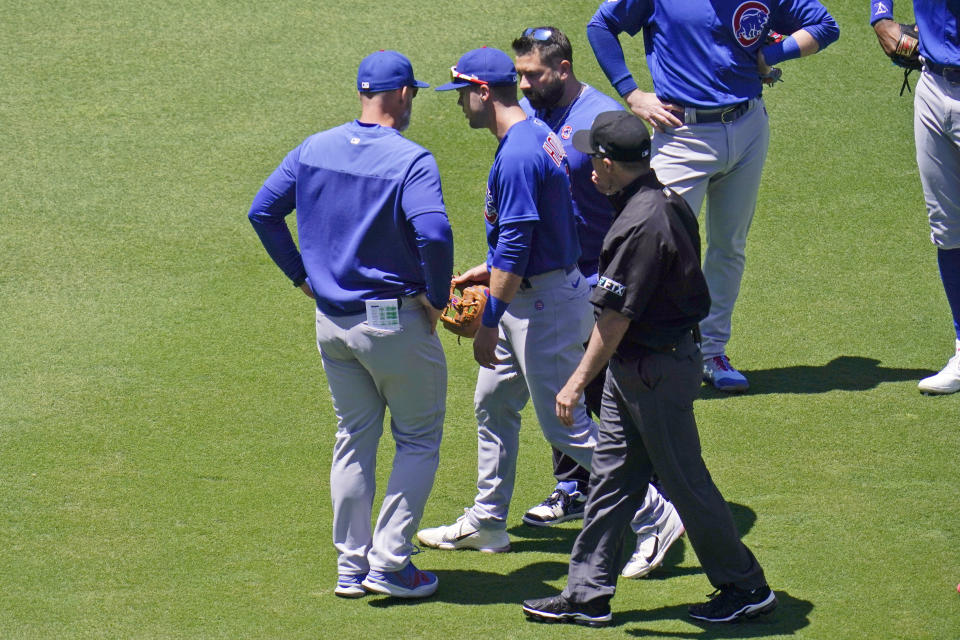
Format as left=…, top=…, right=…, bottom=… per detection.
left=521, top=85, right=624, bottom=279
left=590, top=0, right=839, bottom=107
left=250, top=120, right=451, bottom=316
left=870, top=1, right=960, bottom=66
left=485, top=117, right=580, bottom=277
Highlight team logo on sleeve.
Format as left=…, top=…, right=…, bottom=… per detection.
left=560, top=124, right=573, bottom=140
left=874, top=1, right=889, bottom=15
left=732, top=1, right=770, bottom=48
left=597, top=276, right=625, bottom=297
left=484, top=186, right=498, bottom=223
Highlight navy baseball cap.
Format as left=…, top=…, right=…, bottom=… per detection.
left=357, top=50, right=429, bottom=92
left=434, top=47, right=518, bottom=91
left=573, top=111, right=651, bottom=162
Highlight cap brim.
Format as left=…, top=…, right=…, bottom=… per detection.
left=571, top=130, right=596, bottom=155
left=434, top=79, right=472, bottom=91
left=413, top=79, right=430, bottom=88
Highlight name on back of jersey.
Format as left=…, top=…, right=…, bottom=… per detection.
left=542, top=131, right=566, bottom=168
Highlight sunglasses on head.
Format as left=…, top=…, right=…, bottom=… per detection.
left=450, top=66, right=488, bottom=86
left=521, top=27, right=554, bottom=42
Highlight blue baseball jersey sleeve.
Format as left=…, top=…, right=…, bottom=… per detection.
left=521, top=85, right=623, bottom=279
left=589, top=0, right=839, bottom=107
left=870, top=1, right=960, bottom=66
left=484, top=117, right=580, bottom=277
left=248, top=120, right=453, bottom=314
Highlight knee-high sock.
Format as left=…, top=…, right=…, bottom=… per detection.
left=937, top=248, right=960, bottom=340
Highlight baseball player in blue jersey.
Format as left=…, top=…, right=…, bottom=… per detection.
left=247, top=50, right=453, bottom=600
left=416, top=47, right=602, bottom=553
left=512, top=26, right=685, bottom=580
left=588, top=0, right=839, bottom=392
left=872, top=1, right=960, bottom=394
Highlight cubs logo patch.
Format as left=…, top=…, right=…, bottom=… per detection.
left=484, top=186, right=498, bottom=224
left=560, top=124, right=573, bottom=140
left=597, top=276, right=625, bottom=297
left=732, top=1, right=770, bottom=48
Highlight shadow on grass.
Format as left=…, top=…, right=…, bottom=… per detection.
left=699, top=355, right=931, bottom=398
left=620, top=591, right=814, bottom=638
left=365, top=560, right=570, bottom=607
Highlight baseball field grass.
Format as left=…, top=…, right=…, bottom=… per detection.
left=2, top=1, right=958, bottom=638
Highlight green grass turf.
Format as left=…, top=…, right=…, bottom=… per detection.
left=2, top=0, right=958, bottom=638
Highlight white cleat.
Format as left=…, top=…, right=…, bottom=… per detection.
left=417, top=510, right=511, bottom=553
left=621, top=502, right=685, bottom=579
left=918, top=342, right=960, bottom=395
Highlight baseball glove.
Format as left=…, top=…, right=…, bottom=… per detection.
left=888, top=23, right=922, bottom=95
left=440, top=282, right=488, bottom=339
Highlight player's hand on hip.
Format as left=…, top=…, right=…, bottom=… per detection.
left=555, top=380, right=583, bottom=427
left=473, top=325, right=503, bottom=369
left=624, top=89, right=683, bottom=132
left=299, top=282, right=315, bottom=299
left=873, top=18, right=901, bottom=56
left=453, top=263, right=491, bottom=292
left=418, top=293, right=442, bottom=334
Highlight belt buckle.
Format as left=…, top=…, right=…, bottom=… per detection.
left=720, top=104, right=741, bottom=124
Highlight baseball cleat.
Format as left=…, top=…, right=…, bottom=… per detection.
left=703, top=355, right=749, bottom=392
left=917, top=342, right=960, bottom=394
left=688, top=584, right=777, bottom=623
left=621, top=501, right=685, bottom=578
left=416, top=510, right=510, bottom=552
left=334, top=573, right=367, bottom=598
left=522, top=487, right=586, bottom=527
left=522, top=594, right=612, bottom=627
left=361, top=563, right=438, bottom=599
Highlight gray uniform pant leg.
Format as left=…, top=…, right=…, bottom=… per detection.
left=317, top=300, right=446, bottom=575
left=469, top=268, right=598, bottom=530
left=915, top=70, right=960, bottom=250
left=652, top=101, right=770, bottom=358
left=564, top=337, right=765, bottom=604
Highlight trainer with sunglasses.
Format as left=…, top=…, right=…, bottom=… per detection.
left=416, top=47, right=600, bottom=554
left=522, top=111, right=775, bottom=627
left=588, top=0, right=838, bottom=392
left=248, top=50, right=452, bottom=600
left=511, top=25, right=685, bottom=582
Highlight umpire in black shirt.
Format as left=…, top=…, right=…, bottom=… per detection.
left=522, top=111, right=775, bottom=627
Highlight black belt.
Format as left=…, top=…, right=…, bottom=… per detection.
left=632, top=327, right=699, bottom=355
left=926, top=61, right=960, bottom=83
left=684, top=100, right=751, bottom=125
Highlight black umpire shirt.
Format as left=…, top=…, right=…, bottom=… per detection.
left=589, top=171, right=711, bottom=359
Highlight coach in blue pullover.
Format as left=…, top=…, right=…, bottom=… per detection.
left=248, top=50, right=453, bottom=600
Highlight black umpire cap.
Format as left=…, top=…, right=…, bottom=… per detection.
left=573, top=111, right=651, bottom=162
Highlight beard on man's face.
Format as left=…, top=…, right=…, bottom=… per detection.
left=522, top=78, right=565, bottom=110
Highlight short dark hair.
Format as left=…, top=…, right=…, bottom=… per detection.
left=511, top=26, right=573, bottom=69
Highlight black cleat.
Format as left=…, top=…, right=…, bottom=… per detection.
left=688, top=584, right=777, bottom=623
left=522, top=594, right=612, bottom=627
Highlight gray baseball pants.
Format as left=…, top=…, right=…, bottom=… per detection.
left=915, top=69, right=960, bottom=250
left=564, top=334, right=767, bottom=605
left=467, top=267, right=598, bottom=530
left=651, top=99, right=770, bottom=359
left=316, top=297, right=446, bottom=576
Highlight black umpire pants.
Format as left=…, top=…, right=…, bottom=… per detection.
left=563, top=333, right=766, bottom=605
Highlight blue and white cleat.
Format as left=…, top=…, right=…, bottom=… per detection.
left=361, top=562, right=438, bottom=599
left=703, top=355, right=749, bottom=392
left=334, top=573, right=367, bottom=598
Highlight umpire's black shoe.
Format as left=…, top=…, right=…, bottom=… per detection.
left=522, top=594, right=612, bottom=627
left=688, top=584, right=777, bottom=623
